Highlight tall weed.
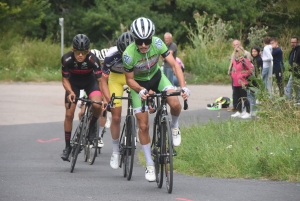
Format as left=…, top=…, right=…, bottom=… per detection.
left=182, top=12, right=233, bottom=84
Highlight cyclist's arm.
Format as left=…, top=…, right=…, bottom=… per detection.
left=164, top=54, right=186, bottom=88
left=100, top=74, right=110, bottom=102
left=124, top=71, right=143, bottom=93
left=62, top=77, right=75, bottom=102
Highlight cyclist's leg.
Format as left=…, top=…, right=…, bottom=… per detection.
left=61, top=85, right=80, bottom=160
left=132, top=89, right=155, bottom=181
left=98, top=77, right=107, bottom=139
left=158, top=73, right=182, bottom=146
left=108, top=73, right=126, bottom=169
left=85, top=80, right=102, bottom=142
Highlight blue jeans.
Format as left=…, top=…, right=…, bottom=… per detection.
left=247, top=89, right=256, bottom=114
left=173, top=75, right=179, bottom=87
left=262, top=67, right=273, bottom=95
left=285, top=75, right=300, bottom=101
left=163, top=67, right=174, bottom=85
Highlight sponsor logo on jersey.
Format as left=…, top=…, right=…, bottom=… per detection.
left=74, top=62, right=78, bottom=68
left=81, top=62, right=88, bottom=69
left=154, top=38, right=163, bottom=49
left=123, top=53, right=132, bottom=65
left=65, top=56, right=71, bottom=62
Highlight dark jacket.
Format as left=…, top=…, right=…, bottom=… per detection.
left=272, top=47, right=284, bottom=71
left=289, top=45, right=300, bottom=78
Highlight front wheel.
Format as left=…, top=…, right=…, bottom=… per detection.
left=162, top=116, right=173, bottom=194
left=125, top=115, right=136, bottom=181
left=152, top=116, right=163, bottom=188
left=70, top=121, right=85, bottom=173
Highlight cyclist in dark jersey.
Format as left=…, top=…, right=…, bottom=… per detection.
left=122, top=17, right=190, bottom=181
left=101, top=32, right=135, bottom=169
left=60, top=34, right=103, bottom=161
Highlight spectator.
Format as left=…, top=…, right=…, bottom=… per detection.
left=248, top=46, right=263, bottom=116
left=173, top=57, right=185, bottom=88
left=261, top=37, right=273, bottom=95
left=270, top=37, right=285, bottom=96
left=163, top=32, right=177, bottom=85
left=231, top=46, right=254, bottom=119
left=227, top=40, right=252, bottom=112
left=285, top=36, right=300, bottom=101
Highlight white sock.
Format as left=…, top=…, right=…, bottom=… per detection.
left=99, top=126, right=104, bottom=137
left=112, top=139, right=119, bottom=153
left=171, top=115, right=179, bottom=128
left=142, top=143, right=154, bottom=166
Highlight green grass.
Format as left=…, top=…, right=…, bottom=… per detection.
left=175, top=119, right=300, bottom=181
left=138, top=94, right=300, bottom=182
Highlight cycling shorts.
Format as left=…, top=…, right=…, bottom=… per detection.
left=65, top=76, right=101, bottom=104
left=131, top=69, right=173, bottom=113
left=108, top=72, right=126, bottom=107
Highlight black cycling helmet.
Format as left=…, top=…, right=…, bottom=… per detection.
left=72, top=34, right=90, bottom=50
left=117, top=32, right=134, bottom=53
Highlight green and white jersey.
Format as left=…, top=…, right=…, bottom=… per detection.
left=122, top=37, right=168, bottom=81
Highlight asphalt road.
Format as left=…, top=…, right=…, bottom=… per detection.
left=0, top=82, right=299, bottom=201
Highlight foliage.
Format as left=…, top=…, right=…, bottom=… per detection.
left=247, top=26, right=268, bottom=49
left=181, top=12, right=232, bottom=83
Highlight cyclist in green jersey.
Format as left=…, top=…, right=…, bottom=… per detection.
left=122, top=17, right=190, bottom=182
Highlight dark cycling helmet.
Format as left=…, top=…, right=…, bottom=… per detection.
left=130, top=17, right=155, bottom=39
left=117, top=32, right=134, bottom=53
left=73, top=34, right=90, bottom=50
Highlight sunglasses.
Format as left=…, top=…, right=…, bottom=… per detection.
left=135, top=38, right=152, bottom=46
left=74, top=49, right=89, bottom=55
left=235, top=50, right=240, bottom=52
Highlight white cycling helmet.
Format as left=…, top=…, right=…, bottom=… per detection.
left=130, top=17, right=155, bottom=39
left=91, top=48, right=108, bottom=61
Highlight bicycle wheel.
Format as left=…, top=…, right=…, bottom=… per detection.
left=70, top=119, right=86, bottom=173
left=119, top=123, right=127, bottom=177
left=125, top=115, right=136, bottom=181
left=152, top=116, right=163, bottom=188
left=162, top=116, right=173, bottom=194
left=87, top=121, right=98, bottom=165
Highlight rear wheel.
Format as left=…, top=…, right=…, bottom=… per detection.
left=162, top=116, right=173, bottom=194
left=125, top=115, right=136, bottom=181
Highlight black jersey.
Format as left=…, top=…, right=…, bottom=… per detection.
left=61, top=51, right=102, bottom=80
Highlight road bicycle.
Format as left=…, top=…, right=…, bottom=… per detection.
left=68, top=97, right=104, bottom=173
left=143, top=90, right=188, bottom=193
left=110, top=86, right=136, bottom=180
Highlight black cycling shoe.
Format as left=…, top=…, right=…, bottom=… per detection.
left=60, top=147, right=72, bottom=161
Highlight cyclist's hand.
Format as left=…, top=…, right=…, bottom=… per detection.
left=181, top=87, right=190, bottom=100
left=68, top=92, right=76, bottom=103
left=148, top=101, right=156, bottom=114
left=138, top=88, right=149, bottom=100
left=105, top=101, right=114, bottom=112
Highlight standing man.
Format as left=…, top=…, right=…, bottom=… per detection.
left=123, top=17, right=190, bottom=182
left=227, top=40, right=252, bottom=112
left=60, top=34, right=103, bottom=161
left=270, top=37, right=285, bottom=96
left=163, top=32, right=177, bottom=86
left=285, top=36, right=300, bottom=101
left=261, top=36, right=273, bottom=95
